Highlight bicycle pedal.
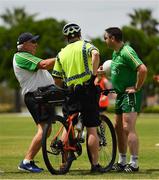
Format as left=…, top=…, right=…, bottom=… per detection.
left=99, top=142, right=107, bottom=146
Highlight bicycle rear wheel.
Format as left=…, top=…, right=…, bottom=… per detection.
left=42, top=115, right=74, bottom=175
left=86, top=114, right=117, bottom=172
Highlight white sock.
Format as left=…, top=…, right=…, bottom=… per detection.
left=23, top=159, right=31, bottom=164
left=118, top=153, right=126, bottom=165
left=129, top=155, right=138, bottom=168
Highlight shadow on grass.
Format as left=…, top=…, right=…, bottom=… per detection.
left=68, top=169, right=159, bottom=176
left=146, top=169, right=159, bottom=173
left=1, top=169, right=119, bottom=176
left=68, top=169, right=141, bottom=175
left=2, top=169, right=159, bottom=177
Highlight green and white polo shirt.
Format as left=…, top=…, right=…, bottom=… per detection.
left=13, top=52, right=54, bottom=95
left=111, top=44, right=143, bottom=93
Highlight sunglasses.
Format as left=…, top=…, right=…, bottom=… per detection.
left=26, top=39, right=37, bottom=44
left=30, top=40, right=37, bottom=44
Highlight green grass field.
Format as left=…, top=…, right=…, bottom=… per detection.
left=0, top=113, right=159, bottom=179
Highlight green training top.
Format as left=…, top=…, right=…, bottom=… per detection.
left=15, top=52, right=42, bottom=71
left=52, top=40, right=98, bottom=86
left=111, top=44, right=143, bottom=93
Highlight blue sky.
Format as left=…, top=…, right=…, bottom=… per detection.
left=0, top=0, right=158, bottom=39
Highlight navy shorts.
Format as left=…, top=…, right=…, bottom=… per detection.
left=24, top=92, right=55, bottom=124
left=63, top=83, right=101, bottom=127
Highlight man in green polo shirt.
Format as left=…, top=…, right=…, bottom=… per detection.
left=52, top=23, right=105, bottom=173
left=104, top=27, right=147, bottom=172
left=13, top=32, right=55, bottom=173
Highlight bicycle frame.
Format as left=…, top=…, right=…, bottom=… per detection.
left=50, top=88, right=115, bottom=153
left=51, top=112, right=79, bottom=152
left=42, top=88, right=117, bottom=174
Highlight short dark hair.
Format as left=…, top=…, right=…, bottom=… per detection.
left=105, top=27, right=122, bottom=41
left=67, top=32, right=81, bottom=42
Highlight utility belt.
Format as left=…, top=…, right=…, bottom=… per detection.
left=67, top=75, right=97, bottom=93
left=67, top=83, right=86, bottom=93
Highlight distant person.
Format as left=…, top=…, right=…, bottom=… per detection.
left=104, top=27, right=147, bottom=172
left=13, top=32, right=55, bottom=173
left=153, top=75, right=159, bottom=83
left=94, top=74, right=110, bottom=112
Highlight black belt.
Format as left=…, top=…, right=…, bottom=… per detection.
left=68, top=78, right=91, bottom=88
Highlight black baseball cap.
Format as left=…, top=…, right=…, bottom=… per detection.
left=17, top=32, right=40, bottom=45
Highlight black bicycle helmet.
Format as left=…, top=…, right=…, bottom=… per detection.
left=62, top=23, right=81, bottom=36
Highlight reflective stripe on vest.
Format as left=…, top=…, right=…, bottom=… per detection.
left=58, top=41, right=92, bottom=84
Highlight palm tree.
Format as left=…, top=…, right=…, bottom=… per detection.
left=1, top=8, right=37, bottom=27
left=128, top=9, right=159, bottom=35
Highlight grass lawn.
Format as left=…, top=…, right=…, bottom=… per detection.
left=0, top=113, right=159, bottom=179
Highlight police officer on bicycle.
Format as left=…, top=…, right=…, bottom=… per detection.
left=52, top=23, right=104, bottom=173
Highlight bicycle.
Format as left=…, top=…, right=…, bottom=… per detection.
left=41, top=87, right=117, bottom=175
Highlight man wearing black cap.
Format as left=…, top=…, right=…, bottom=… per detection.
left=13, top=32, right=55, bottom=173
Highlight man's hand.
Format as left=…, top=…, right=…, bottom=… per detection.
left=125, top=86, right=136, bottom=93
left=97, top=65, right=105, bottom=75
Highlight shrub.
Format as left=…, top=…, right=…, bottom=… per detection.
left=107, top=105, right=159, bottom=113
left=142, top=105, right=159, bottom=113
left=0, top=104, right=14, bottom=113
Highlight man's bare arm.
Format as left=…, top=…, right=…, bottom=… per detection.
left=38, top=58, right=56, bottom=70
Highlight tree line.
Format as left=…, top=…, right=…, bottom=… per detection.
left=0, top=8, right=159, bottom=111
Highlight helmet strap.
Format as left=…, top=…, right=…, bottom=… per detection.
left=67, top=36, right=81, bottom=43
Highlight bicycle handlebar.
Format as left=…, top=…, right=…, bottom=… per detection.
left=101, top=89, right=116, bottom=96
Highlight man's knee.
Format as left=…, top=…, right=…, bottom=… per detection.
left=123, top=125, right=129, bottom=134
left=114, top=121, right=123, bottom=133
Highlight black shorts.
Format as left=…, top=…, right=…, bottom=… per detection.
left=24, top=93, right=55, bottom=124
left=63, top=83, right=101, bottom=128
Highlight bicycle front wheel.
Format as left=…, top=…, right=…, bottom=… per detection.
left=42, top=115, right=73, bottom=175
left=86, top=114, right=117, bottom=172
